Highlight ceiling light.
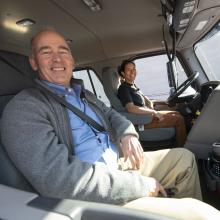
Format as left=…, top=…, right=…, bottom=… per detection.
left=16, top=18, right=35, bottom=27
left=3, top=20, right=28, bottom=33
left=82, top=0, right=102, bottom=12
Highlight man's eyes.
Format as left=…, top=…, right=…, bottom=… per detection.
left=41, top=50, right=51, bottom=55
left=59, top=49, right=70, bottom=55
left=39, top=49, right=70, bottom=56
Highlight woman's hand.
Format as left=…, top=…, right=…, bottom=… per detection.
left=152, top=110, right=164, bottom=121
left=120, top=135, right=144, bottom=169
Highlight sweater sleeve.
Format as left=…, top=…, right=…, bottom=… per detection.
left=0, top=89, right=147, bottom=205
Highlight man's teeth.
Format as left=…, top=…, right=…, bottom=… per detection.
left=51, top=67, right=65, bottom=71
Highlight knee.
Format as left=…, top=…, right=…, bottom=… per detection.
left=172, top=112, right=185, bottom=125
left=173, top=148, right=196, bottom=164
left=176, top=147, right=194, bottom=156
left=172, top=148, right=195, bottom=162
left=173, top=112, right=184, bottom=120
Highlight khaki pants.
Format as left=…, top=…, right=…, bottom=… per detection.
left=124, top=197, right=220, bottom=220
left=119, top=148, right=220, bottom=219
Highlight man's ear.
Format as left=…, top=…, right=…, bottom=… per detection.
left=29, top=56, right=38, bottom=71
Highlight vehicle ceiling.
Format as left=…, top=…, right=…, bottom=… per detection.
left=0, top=0, right=220, bottom=67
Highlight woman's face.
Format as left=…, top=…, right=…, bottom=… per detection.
left=123, top=62, right=136, bottom=84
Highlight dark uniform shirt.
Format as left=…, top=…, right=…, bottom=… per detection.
left=118, top=82, right=145, bottom=107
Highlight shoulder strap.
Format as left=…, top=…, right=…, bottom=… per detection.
left=34, top=81, right=105, bottom=132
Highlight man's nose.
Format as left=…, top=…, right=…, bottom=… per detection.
left=52, top=52, right=61, bottom=62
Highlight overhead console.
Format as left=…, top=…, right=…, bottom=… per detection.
left=161, top=0, right=198, bottom=34
left=160, top=0, right=220, bottom=48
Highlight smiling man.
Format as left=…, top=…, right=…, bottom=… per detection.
left=29, top=31, right=74, bottom=86
left=1, top=29, right=220, bottom=219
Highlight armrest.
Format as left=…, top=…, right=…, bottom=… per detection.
left=1, top=184, right=174, bottom=220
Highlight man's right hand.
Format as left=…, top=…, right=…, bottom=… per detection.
left=143, top=177, right=167, bottom=197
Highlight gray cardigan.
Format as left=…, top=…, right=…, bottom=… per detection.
left=1, top=80, right=148, bottom=204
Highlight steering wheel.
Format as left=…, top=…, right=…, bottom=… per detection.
left=167, top=72, right=199, bottom=103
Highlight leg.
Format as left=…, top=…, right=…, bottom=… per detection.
left=123, top=197, right=220, bottom=220
left=120, top=149, right=216, bottom=219
left=153, top=101, right=175, bottom=111
left=144, top=111, right=187, bottom=147
left=119, top=148, right=202, bottom=200
left=139, top=148, right=202, bottom=200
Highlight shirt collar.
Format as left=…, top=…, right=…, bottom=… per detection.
left=41, top=80, right=82, bottom=98
left=123, top=82, right=139, bottom=90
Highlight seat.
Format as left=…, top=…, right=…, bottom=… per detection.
left=102, top=67, right=175, bottom=142
left=0, top=50, right=36, bottom=192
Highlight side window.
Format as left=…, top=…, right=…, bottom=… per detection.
left=194, top=20, right=220, bottom=80
left=73, top=69, right=110, bottom=107
left=134, top=54, right=194, bottom=100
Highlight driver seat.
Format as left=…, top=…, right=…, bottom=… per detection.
left=102, top=67, right=175, bottom=142
left=0, top=50, right=36, bottom=192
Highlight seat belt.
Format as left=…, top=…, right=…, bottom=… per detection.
left=35, top=80, right=106, bottom=132
left=0, top=54, right=106, bottom=132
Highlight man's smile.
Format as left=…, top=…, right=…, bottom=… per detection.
left=51, top=67, right=66, bottom=71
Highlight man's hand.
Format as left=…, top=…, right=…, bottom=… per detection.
left=143, top=177, right=167, bottom=197
left=120, top=135, right=144, bottom=169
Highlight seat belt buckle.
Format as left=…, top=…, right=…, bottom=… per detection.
left=138, top=125, right=144, bottom=131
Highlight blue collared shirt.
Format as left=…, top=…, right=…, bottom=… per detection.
left=44, top=81, right=119, bottom=169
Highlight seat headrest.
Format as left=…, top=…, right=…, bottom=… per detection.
left=102, top=67, right=121, bottom=94
left=0, top=50, right=37, bottom=95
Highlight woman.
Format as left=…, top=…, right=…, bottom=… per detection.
left=117, top=59, right=186, bottom=147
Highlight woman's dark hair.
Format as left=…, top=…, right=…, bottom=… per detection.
left=118, top=59, right=135, bottom=78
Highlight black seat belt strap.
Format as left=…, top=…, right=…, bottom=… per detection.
left=35, top=81, right=105, bottom=132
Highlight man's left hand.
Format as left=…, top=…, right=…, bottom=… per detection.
left=120, top=135, right=144, bottom=169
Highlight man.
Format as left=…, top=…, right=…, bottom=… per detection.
left=118, top=59, right=186, bottom=147
left=1, top=29, right=220, bottom=219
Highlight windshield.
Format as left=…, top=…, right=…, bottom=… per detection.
left=194, top=21, right=220, bottom=80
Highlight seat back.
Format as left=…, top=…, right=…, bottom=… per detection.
left=0, top=119, right=34, bottom=192
left=102, top=67, right=125, bottom=112
left=0, top=50, right=36, bottom=192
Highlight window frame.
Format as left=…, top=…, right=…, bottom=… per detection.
left=130, top=51, right=194, bottom=99
left=73, top=66, right=101, bottom=97
left=73, top=67, right=111, bottom=106
left=132, top=50, right=192, bottom=81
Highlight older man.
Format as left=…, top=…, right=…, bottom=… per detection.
left=1, top=29, right=220, bottom=219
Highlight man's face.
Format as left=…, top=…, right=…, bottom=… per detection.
left=29, top=31, right=75, bottom=86
left=123, top=63, right=136, bottom=84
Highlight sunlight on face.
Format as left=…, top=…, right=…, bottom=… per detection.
left=29, top=30, right=75, bottom=86
left=123, top=63, right=136, bottom=84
